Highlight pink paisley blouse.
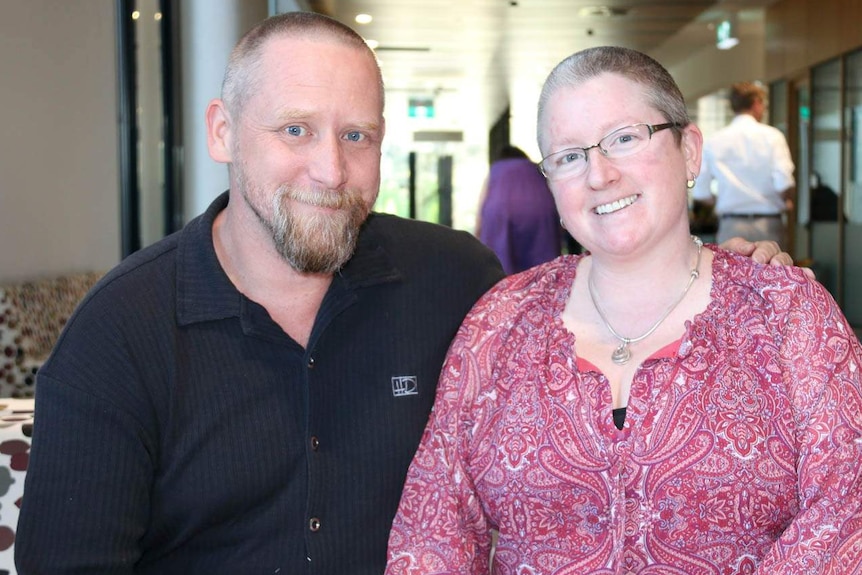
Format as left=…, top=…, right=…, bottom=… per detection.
left=385, top=247, right=862, bottom=575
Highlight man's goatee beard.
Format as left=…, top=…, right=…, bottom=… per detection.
left=251, top=185, right=371, bottom=274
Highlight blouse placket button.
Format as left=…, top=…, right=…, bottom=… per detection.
left=309, top=517, right=321, bottom=532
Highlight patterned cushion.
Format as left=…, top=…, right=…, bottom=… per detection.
left=0, top=273, right=102, bottom=397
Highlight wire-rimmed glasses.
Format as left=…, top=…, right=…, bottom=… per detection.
left=538, top=122, right=680, bottom=181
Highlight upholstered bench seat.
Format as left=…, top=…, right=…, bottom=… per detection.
left=0, top=273, right=102, bottom=397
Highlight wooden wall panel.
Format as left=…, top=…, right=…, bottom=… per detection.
left=840, top=0, right=862, bottom=53
left=766, top=0, right=862, bottom=80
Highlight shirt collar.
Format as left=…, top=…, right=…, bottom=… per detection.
left=175, top=191, right=403, bottom=326
left=731, top=113, right=759, bottom=126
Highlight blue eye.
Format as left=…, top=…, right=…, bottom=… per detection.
left=285, top=125, right=306, bottom=136
left=604, top=127, right=646, bottom=151
left=345, top=131, right=365, bottom=142
left=559, top=149, right=585, bottom=165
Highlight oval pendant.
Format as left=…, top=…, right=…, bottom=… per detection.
left=611, top=344, right=631, bottom=365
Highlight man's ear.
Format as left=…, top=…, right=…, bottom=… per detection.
left=206, top=99, right=233, bottom=163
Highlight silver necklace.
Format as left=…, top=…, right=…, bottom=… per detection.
left=588, top=235, right=703, bottom=366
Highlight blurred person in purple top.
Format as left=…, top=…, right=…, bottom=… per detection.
left=476, top=145, right=564, bottom=274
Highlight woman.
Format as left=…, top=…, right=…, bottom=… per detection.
left=386, top=47, right=862, bottom=574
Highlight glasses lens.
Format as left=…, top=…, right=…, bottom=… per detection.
left=543, top=148, right=587, bottom=180
left=600, top=124, right=651, bottom=159
left=541, top=123, right=668, bottom=179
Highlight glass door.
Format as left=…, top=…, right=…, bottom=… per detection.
left=116, top=0, right=181, bottom=256
left=809, top=59, right=842, bottom=297
left=843, top=49, right=862, bottom=328
left=378, top=141, right=466, bottom=227
left=788, top=77, right=811, bottom=264
left=770, top=80, right=794, bottom=254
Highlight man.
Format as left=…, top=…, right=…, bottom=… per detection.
left=15, top=12, right=797, bottom=575
left=15, top=12, right=503, bottom=575
left=692, top=82, right=796, bottom=244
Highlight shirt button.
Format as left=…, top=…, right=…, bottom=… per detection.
left=310, top=436, right=320, bottom=451
left=307, top=356, right=315, bottom=368
left=309, top=517, right=321, bottom=532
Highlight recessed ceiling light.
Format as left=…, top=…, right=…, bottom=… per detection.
left=365, top=38, right=379, bottom=50
left=355, top=14, right=373, bottom=25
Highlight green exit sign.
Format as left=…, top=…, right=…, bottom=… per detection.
left=716, top=19, right=739, bottom=50
left=408, top=97, right=435, bottom=118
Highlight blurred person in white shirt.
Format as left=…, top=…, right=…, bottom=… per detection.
left=691, top=82, right=795, bottom=244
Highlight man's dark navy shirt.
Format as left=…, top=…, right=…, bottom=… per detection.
left=16, top=192, right=504, bottom=575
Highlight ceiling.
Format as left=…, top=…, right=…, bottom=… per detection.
left=304, top=0, right=780, bottom=152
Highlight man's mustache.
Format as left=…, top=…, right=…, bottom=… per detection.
left=281, top=187, right=354, bottom=210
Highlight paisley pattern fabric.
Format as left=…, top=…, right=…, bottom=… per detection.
left=385, top=247, right=862, bottom=575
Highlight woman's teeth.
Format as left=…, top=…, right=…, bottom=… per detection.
left=595, top=194, right=638, bottom=215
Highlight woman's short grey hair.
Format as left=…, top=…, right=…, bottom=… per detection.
left=537, top=46, right=690, bottom=152
left=221, top=11, right=384, bottom=117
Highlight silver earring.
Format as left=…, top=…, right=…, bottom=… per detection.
left=560, top=218, right=567, bottom=230
left=686, top=175, right=697, bottom=189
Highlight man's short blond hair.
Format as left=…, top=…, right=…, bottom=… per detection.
left=221, top=11, right=384, bottom=117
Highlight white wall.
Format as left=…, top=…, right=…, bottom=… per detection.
left=666, top=37, right=766, bottom=105
left=654, top=12, right=767, bottom=104
left=180, top=0, right=268, bottom=220
left=0, top=0, right=120, bottom=283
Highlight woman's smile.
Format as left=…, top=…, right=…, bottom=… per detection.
left=594, top=193, right=639, bottom=215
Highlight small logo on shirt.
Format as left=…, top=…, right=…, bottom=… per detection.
left=392, top=375, right=418, bottom=397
